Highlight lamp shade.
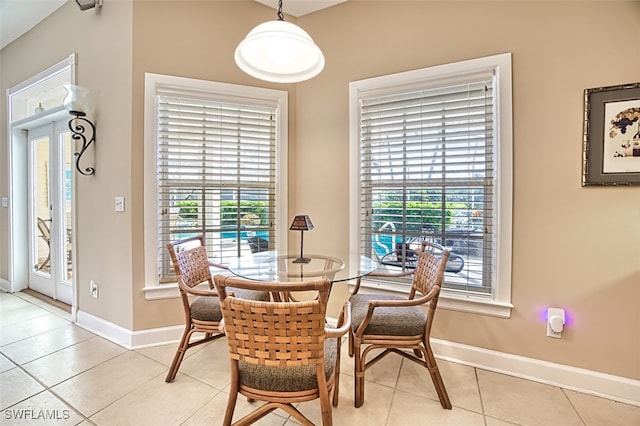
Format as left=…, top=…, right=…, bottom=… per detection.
left=290, top=215, right=314, bottom=231
left=235, top=20, right=325, bottom=83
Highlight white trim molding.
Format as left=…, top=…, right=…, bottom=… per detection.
left=431, top=338, right=640, bottom=407
left=0, top=278, right=10, bottom=293
left=76, top=310, right=186, bottom=350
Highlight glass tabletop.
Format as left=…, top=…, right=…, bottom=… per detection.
left=226, top=250, right=378, bottom=283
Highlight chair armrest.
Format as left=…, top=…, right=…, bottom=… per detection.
left=367, top=269, right=415, bottom=279
left=183, top=286, right=219, bottom=298
left=368, top=295, right=427, bottom=309
left=326, top=301, right=351, bottom=338
left=352, top=269, right=415, bottom=296
left=208, top=260, right=228, bottom=270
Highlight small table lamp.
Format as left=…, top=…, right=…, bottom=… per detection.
left=290, top=215, right=314, bottom=264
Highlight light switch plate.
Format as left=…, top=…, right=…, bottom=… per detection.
left=115, top=196, right=125, bottom=212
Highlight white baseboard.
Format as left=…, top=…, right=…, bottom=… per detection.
left=76, top=310, right=137, bottom=349
left=74, top=310, right=639, bottom=407
left=76, top=309, right=186, bottom=350
left=431, top=338, right=640, bottom=407
left=0, top=278, right=10, bottom=293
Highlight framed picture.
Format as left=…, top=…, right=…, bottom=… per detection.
left=582, top=82, right=640, bottom=186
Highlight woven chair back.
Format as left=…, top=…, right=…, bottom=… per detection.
left=171, top=245, right=212, bottom=289
left=412, top=250, right=450, bottom=299
left=215, top=276, right=330, bottom=367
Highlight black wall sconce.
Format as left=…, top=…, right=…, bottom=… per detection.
left=75, top=0, right=103, bottom=11
left=64, top=84, right=96, bottom=176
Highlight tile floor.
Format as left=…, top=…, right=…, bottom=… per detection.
left=1, top=290, right=639, bottom=426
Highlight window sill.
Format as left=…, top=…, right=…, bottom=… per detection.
left=353, top=278, right=513, bottom=318
left=438, top=292, right=513, bottom=318
left=142, top=283, right=180, bottom=300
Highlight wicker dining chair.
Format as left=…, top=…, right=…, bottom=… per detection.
left=213, top=275, right=351, bottom=426
left=165, top=234, right=269, bottom=383
left=348, top=243, right=451, bottom=409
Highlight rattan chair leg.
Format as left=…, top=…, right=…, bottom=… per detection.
left=165, top=325, right=194, bottom=382
left=223, top=365, right=240, bottom=426
left=424, top=343, right=451, bottom=409
left=331, top=338, right=341, bottom=407
left=232, top=403, right=278, bottom=426
left=348, top=330, right=354, bottom=357
left=277, top=404, right=313, bottom=426
left=315, top=364, right=333, bottom=426
left=354, top=341, right=365, bottom=408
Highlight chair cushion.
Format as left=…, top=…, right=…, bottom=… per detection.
left=349, top=294, right=426, bottom=336
left=230, top=288, right=271, bottom=302
left=190, top=290, right=270, bottom=321
left=190, top=296, right=222, bottom=322
left=238, top=337, right=337, bottom=392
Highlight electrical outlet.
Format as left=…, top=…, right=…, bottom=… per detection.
left=90, top=280, right=99, bottom=298
left=546, top=308, right=565, bottom=338
left=115, top=196, right=125, bottom=212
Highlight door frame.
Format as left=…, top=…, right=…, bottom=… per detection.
left=5, top=54, right=77, bottom=318
left=27, top=121, right=74, bottom=305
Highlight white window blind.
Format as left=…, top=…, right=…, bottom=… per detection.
left=155, top=90, right=277, bottom=280
left=357, top=73, right=497, bottom=295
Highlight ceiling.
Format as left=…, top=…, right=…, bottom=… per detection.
left=0, top=0, right=347, bottom=50
left=0, top=0, right=66, bottom=49
left=254, top=0, right=347, bottom=17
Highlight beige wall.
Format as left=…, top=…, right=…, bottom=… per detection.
left=0, top=1, right=134, bottom=328
left=295, top=1, right=640, bottom=380
left=1, top=1, right=638, bottom=382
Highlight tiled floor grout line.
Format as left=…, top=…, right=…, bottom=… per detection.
left=385, top=357, right=405, bottom=426
left=46, top=386, right=91, bottom=425
left=561, top=387, right=588, bottom=426
left=1, top=317, right=166, bottom=425
left=473, top=366, right=490, bottom=426
left=0, top=346, right=90, bottom=423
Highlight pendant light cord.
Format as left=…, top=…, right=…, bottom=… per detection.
left=277, top=0, right=284, bottom=21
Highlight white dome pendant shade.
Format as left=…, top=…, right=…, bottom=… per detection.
left=235, top=18, right=324, bottom=83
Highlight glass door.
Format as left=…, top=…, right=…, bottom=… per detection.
left=28, top=122, right=73, bottom=304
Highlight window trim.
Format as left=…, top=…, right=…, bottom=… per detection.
left=142, top=73, right=288, bottom=300
left=349, top=53, right=513, bottom=317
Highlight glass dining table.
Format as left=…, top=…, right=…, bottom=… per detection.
left=226, top=250, right=378, bottom=284
left=225, top=249, right=377, bottom=304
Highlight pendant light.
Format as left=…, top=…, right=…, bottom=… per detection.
left=235, top=0, right=325, bottom=83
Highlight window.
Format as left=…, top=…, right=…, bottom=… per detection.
left=144, top=73, right=288, bottom=298
left=349, top=54, right=513, bottom=317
